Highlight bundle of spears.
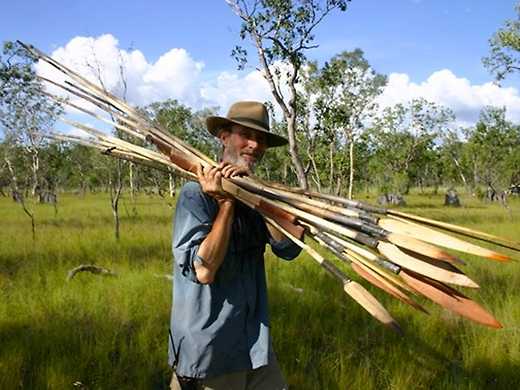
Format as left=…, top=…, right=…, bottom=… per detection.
left=20, top=41, right=520, bottom=333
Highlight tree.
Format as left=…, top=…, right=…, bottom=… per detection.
left=483, top=2, right=520, bottom=82
left=367, top=99, right=454, bottom=195
left=226, top=0, right=350, bottom=189
left=437, top=128, right=469, bottom=190
left=462, top=106, right=520, bottom=194
left=0, top=41, right=62, bottom=197
left=311, top=49, right=386, bottom=198
left=0, top=41, right=62, bottom=239
left=142, top=99, right=220, bottom=196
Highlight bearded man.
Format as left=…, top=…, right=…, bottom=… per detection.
left=169, top=101, right=301, bottom=390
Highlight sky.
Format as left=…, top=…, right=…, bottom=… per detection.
left=2, top=0, right=520, bottom=129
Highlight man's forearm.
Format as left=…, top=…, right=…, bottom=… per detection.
left=195, top=200, right=234, bottom=284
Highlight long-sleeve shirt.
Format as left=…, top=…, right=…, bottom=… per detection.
left=168, top=181, right=301, bottom=379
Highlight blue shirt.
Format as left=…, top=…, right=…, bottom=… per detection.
left=168, top=181, right=301, bottom=379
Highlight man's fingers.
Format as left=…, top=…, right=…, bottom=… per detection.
left=222, top=164, right=235, bottom=178
left=230, top=167, right=250, bottom=177
left=207, top=166, right=219, bottom=180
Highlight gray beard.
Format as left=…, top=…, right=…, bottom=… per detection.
left=223, top=148, right=261, bottom=172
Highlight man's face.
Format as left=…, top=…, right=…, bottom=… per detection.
left=219, top=125, right=268, bottom=171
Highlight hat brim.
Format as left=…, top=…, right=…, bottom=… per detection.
left=206, top=116, right=288, bottom=148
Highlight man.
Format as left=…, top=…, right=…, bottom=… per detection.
left=169, top=101, right=302, bottom=390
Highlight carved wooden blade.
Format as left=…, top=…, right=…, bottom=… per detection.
left=380, top=217, right=510, bottom=262
left=377, top=242, right=479, bottom=288
left=400, top=270, right=502, bottom=328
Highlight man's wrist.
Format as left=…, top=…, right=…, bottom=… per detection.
left=217, top=196, right=235, bottom=208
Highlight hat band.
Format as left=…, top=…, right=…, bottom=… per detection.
left=229, top=116, right=269, bottom=131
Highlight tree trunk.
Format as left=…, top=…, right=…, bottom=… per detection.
left=31, top=149, right=39, bottom=197
left=452, top=156, right=469, bottom=191
left=329, top=142, right=334, bottom=194
left=5, top=156, right=35, bottom=240
left=335, top=176, right=342, bottom=196
left=129, top=162, right=135, bottom=199
left=348, top=134, right=354, bottom=200
left=286, top=114, right=308, bottom=190
left=110, top=160, right=123, bottom=241
left=168, top=172, right=175, bottom=197
left=306, top=144, right=322, bottom=192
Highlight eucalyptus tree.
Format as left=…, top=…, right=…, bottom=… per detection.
left=437, top=128, right=469, bottom=190
left=0, top=41, right=62, bottom=239
left=462, top=106, right=520, bottom=193
left=312, top=49, right=386, bottom=198
left=483, top=2, right=520, bottom=82
left=226, top=0, right=350, bottom=190
left=367, top=99, right=454, bottom=195
left=142, top=100, right=220, bottom=195
left=0, top=41, right=62, bottom=197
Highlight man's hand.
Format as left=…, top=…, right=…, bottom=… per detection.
left=220, top=162, right=251, bottom=179
left=196, top=162, right=250, bottom=204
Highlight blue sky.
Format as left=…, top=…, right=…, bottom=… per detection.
left=3, top=0, right=520, bottom=126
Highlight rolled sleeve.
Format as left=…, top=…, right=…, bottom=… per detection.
left=269, top=236, right=302, bottom=260
left=172, top=182, right=217, bottom=283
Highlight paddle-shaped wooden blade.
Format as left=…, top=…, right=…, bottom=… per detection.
left=379, top=217, right=510, bottom=262
left=389, top=209, right=520, bottom=253
left=344, top=281, right=403, bottom=334
left=386, top=232, right=461, bottom=264
left=400, top=270, right=502, bottom=328
left=351, top=262, right=428, bottom=314
left=377, top=242, right=479, bottom=288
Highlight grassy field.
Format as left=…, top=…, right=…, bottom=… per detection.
left=1, top=191, right=519, bottom=389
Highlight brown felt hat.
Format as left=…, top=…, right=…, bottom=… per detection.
left=206, top=101, right=288, bottom=147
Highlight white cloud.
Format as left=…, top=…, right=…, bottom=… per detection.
left=377, top=69, right=520, bottom=126
left=36, top=35, right=520, bottom=128
left=35, top=34, right=206, bottom=110
left=35, top=34, right=271, bottom=116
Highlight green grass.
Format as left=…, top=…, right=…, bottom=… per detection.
left=1, top=192, right=519, bottom=389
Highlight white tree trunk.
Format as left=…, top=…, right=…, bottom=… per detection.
left=348, top=136, right=355, bottom=200
left=169, top=172, right=175, bottom=197
left=129, top=162, right=135, bottom=199
left=30, top=148, right=39, bottom=197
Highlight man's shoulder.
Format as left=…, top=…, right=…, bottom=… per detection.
left=179, top=181, right=203, bottom=196
left=177, top=181, right=214, bottom=209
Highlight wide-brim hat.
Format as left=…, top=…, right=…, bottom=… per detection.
left=206, top=101, right=288, bottom=147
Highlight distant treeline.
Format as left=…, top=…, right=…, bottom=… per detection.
left=1, top=100, right=518, bottom=201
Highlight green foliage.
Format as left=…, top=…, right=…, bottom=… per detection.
left=142, top=99, right=219, bottom=159
left=0, top=41, right=61, bottom=144
left=483, top=2, right=520, bottom=82
left=462, top=106, right=520, bottom=189
left=230, top=0, right=350, bottom=71
left=306, top=49, right=387, bottom=193
left=228, top=0, right=351, bottom=189
left=0, top=40, right=63, bottom=198
left=366, top=99, right=455, bottom=194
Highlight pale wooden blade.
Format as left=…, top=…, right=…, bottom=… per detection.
left=350, top=261, right=428, bottom=314
left=377, top=242, right=479, bottom=288
left=318, top=231, right=416, bottom=294
left=400, top=270, right=502, bottom=328
left=386, top=232, right=462, bottom=264
left=379, top=217, right=510, bottom=262
left=344, top=281, right=402, bottom=334
left=389, top=209, right=520, bottom=253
